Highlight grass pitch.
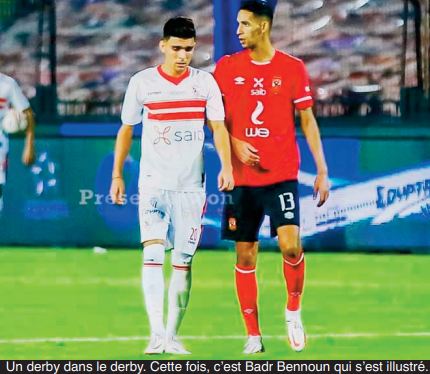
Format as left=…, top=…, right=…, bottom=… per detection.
left=0, top=248, right=429, bottom=359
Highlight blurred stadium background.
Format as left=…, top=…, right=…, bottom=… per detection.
left=0, top=0, right=429, bottom=359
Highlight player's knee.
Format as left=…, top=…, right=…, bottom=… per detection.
left=143, top=242, right=165, bottom=265
left=236, top=252, right=257, bottom=267
left=279, top=241, right=301, bottom=260
left=236, top=242, right=257, bottom=267
left=171, top=252, right=193, bottom=269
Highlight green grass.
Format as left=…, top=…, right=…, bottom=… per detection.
left=0, top=248, right=429, bottom=359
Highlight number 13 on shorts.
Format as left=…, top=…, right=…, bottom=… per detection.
left=279, top=192, right=295, bottom=212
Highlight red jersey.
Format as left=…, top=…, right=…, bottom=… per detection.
left=214, top=49, right=313, bottom=187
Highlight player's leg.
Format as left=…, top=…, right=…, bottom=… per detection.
left=165, top=191, right=206, bottom=354
left=222, top=187, right=265, bottom=353
left=139, top=189, right=170, bottom=354
left=267, top=180, right=305, bottom=351
left=278, top=225, right=306, bottom=352
left=0, top=137, right=8, bottom=215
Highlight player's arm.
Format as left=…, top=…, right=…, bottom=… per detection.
left=299, top=108, right=329, bottom=207
left=22, top=108, right=35, bottom=165
left=110, top=124, right=133, bottom=204
left=213, top=56, right=259, bottom=167
left=207, top=120, right=234, bottom=191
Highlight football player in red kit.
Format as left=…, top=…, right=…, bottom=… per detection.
left=214, top=0, right=330, bottom=354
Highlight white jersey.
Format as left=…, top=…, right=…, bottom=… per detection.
left=0, top=73, right=30, bottom=184
left=121, top=66, right=225, bottom=192
left=0, top=73, right=30, bottom=122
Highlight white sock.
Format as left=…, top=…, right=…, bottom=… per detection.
left=166, top=266, right=191, bottom=339
left=286, top=308, right=301, bottom=321
left=142, top=243, right=165, bottom=336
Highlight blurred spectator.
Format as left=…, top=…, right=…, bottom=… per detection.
left=0, top=0, right=418, bottom=116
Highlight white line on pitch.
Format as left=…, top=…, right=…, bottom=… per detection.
left=0, top=332, right=429, bottom=345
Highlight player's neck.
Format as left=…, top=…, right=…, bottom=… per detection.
left=160, top=63, right=188, bottom=78
left=248, top=40, right=275, bottom=63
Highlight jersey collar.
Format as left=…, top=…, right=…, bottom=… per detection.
left=249, top=49, right=278, bottom=65
left=157, top=65, right=190, bottom=85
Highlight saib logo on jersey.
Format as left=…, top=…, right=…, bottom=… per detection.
left=251, top=78, right=266, bottom=96
left=153, top=125, right=204, bottom=145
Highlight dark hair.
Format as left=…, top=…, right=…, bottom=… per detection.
left=240, top=0, right=275, bottom=21
left=163, top=16, right=196, bottom=40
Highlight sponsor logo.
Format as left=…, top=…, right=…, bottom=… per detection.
left=228, top=217, right=237, bottom=231
left=251, top=77, right=266, bottom=96
left=154, top=126, right=204, bottom=145
left=245, top=128, right=270, bottom=138
left=376, top=179, right=430, bottom=208
left=246, top=101, right=270, bottom=138
left=253, top=78, right=264, bottom=88
left=300, top=165, right=430, bottom=237
left=153, top=126, right=171, bottom=145
left=284, top=212, right=295, bottom=219
left=251, top=89, right=266, bottom=96
left=174, top=129, right=204, bottom=142
left=243, top=308, right=254, bottom=315
left=234, top=76, right=245, bottom=85
left=251, top=101, right=264, bottom=125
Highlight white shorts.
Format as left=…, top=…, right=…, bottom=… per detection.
left=139, top=188, right=206, bottom=256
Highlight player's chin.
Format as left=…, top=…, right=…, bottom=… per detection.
left=175, top=63, right=188, bottom=71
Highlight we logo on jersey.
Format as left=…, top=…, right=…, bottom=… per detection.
left=251, top=78, right=266, bottom=96
left=246, top=100, right=270, bottom=138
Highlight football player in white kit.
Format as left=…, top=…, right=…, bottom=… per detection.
left=110, top=17, right=234, bottom=355
left=0, top=72, right=36, bottom=213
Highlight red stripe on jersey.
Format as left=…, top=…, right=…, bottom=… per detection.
left=145, top=100, right=206, bottom=110
left=0, top=98, right=7, bottom=103
left=148, top=112, right=205, bottom=121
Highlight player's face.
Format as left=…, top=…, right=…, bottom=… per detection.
left=159, top=37, right=196, bottom=76
left=236, top=10, right=266, bottom=49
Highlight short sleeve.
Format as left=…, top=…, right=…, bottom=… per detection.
left=293, top=60, right=314, bottom=110
left=213, top=55, right=231, bottom=95
left=9, top=78, right=30, bottom=112
left=205, top=73, right=225, bottom=121
left=121, top=75, right=143, bottom=125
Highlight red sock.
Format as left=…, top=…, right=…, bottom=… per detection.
left=283, top=252, right=305, bottom=311
left=235, top=265, right=261, bottom=336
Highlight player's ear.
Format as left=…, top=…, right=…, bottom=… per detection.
left=260, top=19, right=270, bottom=34
left=159, top=39, right=166, bottom=53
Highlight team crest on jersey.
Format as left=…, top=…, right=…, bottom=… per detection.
left=271, top=76, right=282, bottom=94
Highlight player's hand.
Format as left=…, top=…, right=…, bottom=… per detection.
left=218, top=167, right=234, bottom=191
left=22, top=143, right=35, bottom=166
left=231, top=137, right=260, bottom=166
left=110, top=177, right=126, bottom=205
left=313, top=173, right=330, bottom=207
